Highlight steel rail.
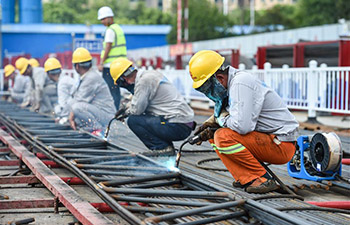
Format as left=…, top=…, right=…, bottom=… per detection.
left=1, top=102, right=349, bottom=225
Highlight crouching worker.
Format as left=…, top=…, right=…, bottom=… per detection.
left=110, top=58, right=195, bottom=155
left=189, top=50, right=299, bottom=194
left=4, top=64, right=31, bottom=103
left=15, top=57, right=57, bottom=113
left=44, top=58, right=77, bottom=124
left=68, top=47, right=116, bottom=136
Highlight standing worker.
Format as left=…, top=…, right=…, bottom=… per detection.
left=68, top=47, right=116, bottom=136
left=110, top=58, right=195, bottom=155
left=15, top=57, right=57, bottom=113
left=189, top=50, right=299, bottom=194
left=98, top=6, right=127, bottom=110
left=44, top=58, right=77, bottom=123
left=4, top=64, right=31, bottom=103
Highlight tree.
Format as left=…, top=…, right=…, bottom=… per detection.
left=43, top=0, right=171, bottom=25
left=167, top=0, right=234, bottom=44
left=256, top=4, right=297, bottom=29
left=296, top=0, right=338, bottom=26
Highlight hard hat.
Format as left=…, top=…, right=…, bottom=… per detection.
left=44, top=58, right=62, bottom=72
left=189, top=50, right=225, bottom=89
left=15, top=57, right=30, bottom=75
left=4, top=65, right=15, bottom=77
left=110, top=58, right=133, bottom=84
left=98, top=6, right=114, bottom=20
left=28, top=58, right=40, bottom=67
left=72, top=47, right=92, bottom=64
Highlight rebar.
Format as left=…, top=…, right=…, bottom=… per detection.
left=144, top=200, right=245, bottom=223
left=101, top=172, right=180, bottom=186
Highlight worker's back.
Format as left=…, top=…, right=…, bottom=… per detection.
left=72, top=68, right=116, bottom=115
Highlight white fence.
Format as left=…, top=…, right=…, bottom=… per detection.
left=1, top=62, right=349, bottom=117
left=161, top=61, right=350, bottom=116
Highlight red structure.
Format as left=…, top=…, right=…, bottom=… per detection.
left=256, top=40, right=350, bottom=69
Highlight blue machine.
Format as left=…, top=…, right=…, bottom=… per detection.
left=288, top=133, right=342, bottom=182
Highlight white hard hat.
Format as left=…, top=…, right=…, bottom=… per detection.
left=98, top=6, right=114, bottom=20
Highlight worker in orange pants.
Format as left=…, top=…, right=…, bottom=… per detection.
left=189, top=50, right=299, bottom=193
left=212, top=129, right=295, bottom=188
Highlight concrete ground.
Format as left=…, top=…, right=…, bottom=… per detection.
left=292, top=111, right=350, bottom=129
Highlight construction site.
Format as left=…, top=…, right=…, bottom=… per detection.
left=1, top=0, right=350, bottom=225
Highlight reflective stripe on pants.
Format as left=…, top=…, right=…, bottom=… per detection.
left=212, top=128, right=295, bottom=185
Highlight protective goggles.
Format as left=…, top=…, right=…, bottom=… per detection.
left=119, top=66, right=135, bottom=82
left=47, top=68, right=62, bottom=76
left=195, top=76, right=213, bottom=95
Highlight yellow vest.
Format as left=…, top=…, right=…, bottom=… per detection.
left=101, top=24, right=127, bottom=63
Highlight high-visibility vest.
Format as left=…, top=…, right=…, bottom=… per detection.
left=101, top=24, right=127, bottom=64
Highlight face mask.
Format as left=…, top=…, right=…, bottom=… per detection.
left=118, top=78, right=135, bottom=94
left=196, top=76, right=227, bottom=117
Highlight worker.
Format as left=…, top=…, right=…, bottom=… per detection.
left=15, top=57, right=57, bottom=113
left=44, top=58, right=77, bottom=123
left=189, top=50, right=299, bottom=194
left=28, top=58, right=40, bottom=68
left=4, top=64, right=31, bottom=103
left=97, top=6, right=127, bottom=110
left=68, top=47, right=116, bottom=136
left=110, top=58, right=195, bottom=155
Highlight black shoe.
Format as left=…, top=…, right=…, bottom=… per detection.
left=245, top=178, right=279, bottom=194
left=232, top=180, right=253, bottom=189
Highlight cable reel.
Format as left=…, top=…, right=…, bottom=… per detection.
left=288, top=133, right=342, bottom=182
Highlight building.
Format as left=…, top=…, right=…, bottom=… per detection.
left=208, top=0, right=297, bottom=12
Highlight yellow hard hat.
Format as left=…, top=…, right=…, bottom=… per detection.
left=110, top=58, right=133, bottom=84
left=15, top=57, right=30, bottom=75
left=4, top=65, right=15, bottom=77
left=72, top=47, right=92, bottom=63
left=44, top=58, right=62, bottom=72
left=189, top=50, right=225, bottom=89
left=28, top=58, right=40, bottom=67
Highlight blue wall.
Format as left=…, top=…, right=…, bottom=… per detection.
left=2, top=24, right=171, bottom=59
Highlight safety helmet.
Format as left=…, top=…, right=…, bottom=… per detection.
left=98, top=6, right=114, bottom=20
left=72, top=47, right=92, bottom=64
left=189, top=50, right=225, bottom=89
left=4, top=65, right=15, bottom=77
left=110, top=58, right=133, bottom=84
left=28, top=58, right=40, bottom=67
left=44, top=58, right=62, bottom=72
left=15, top=57, right=30, bottom=75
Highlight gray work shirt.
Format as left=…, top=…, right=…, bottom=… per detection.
left=10, top=74, right=31, bottom=103
left=67, top=68, right=116, bottom=116
left=22, top=67, right=49, bottom=106
left=126, top=70, right=194, bottom=123
left=54, top=75, right=77, bottom=118
left=221, top=66, right=299, bottom=141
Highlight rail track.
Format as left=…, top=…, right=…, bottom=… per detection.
left=0, top=100, right=349, bottom=225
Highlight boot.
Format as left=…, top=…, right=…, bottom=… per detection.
left=245, top=177, right=279, bottom=194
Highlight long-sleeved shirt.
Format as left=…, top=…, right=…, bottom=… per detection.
left=127, top=70, right=194, bottom=123
left=10, top=74, right=31, bottom=103
left=67, top=68, right=116, bottom=115
left=221, top=66, right=299, bottom=141
left=23, top=67, right=50, bottom=106
left=54, top=75, right=77, bottom=118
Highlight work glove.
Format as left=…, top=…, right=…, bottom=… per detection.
left=215, top=109, right=229, bottom=127
left=193, top=115, right=220, bottom=145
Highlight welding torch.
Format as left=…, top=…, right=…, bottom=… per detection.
left=175, top=127, right=218, bottom=168
left=104, top=107, right=128, bottom=139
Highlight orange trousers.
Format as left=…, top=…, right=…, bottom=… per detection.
left=211, top=128, right=295, bottom=185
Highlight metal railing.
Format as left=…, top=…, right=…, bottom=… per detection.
left=1, top=62, right=349, bottom=117
left=161, top=61, right=350, bottom=116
